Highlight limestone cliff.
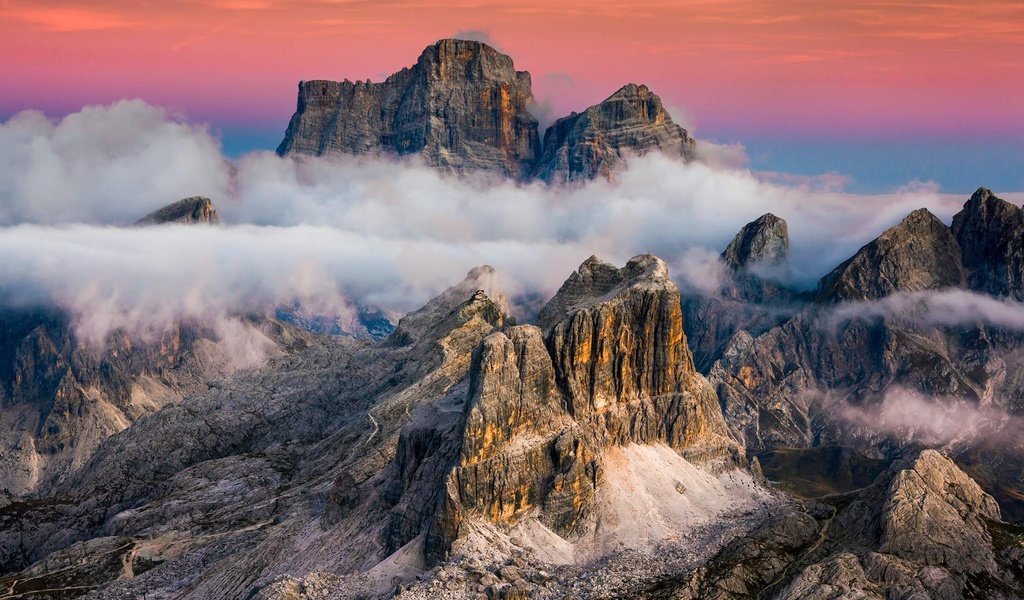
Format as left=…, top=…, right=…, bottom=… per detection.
left=422, top=255, right=741, bottom=561
left=277, top=39, right=541, bottom=178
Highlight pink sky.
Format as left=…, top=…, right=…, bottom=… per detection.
left=2, top=0, right=1023, bottom=140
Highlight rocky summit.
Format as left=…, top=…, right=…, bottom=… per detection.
left=277, top=39, right=698, bottom=182
left=532, top=83, right=696, bottom=183
left=277, top=39, right=541, bottom=178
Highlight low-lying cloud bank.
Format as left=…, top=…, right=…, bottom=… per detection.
left=0, top=100, right=1016, bottom=340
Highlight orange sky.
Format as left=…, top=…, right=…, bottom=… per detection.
left=2, top=0, right=1023, bottom=141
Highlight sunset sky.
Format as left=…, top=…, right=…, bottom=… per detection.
left=2, top=0, right=1022, bottom=192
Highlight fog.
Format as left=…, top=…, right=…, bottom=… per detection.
left=0, top=99, right=1008, bottom=341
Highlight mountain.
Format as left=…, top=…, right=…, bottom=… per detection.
left=952, top=187, right=1024, bottom=299
left=0, top=308, right=310, bottom=499
left=696, top=188, right=1024, bottom=523
left=135, top=196, right=220, bottom=225
left=665, top=448, right=1022, bottom=599
left=722, top=212, right=790, bottom=271
left=533, top=83, right=696, bottom=183
left=816, top=208, right=964, bottom=302
left=276, top=39, right=541, bottom=178
left=277, top=39, right=698, bottom=182
left=684, top=213, right=801, bottom=371
left=1, top=235, right=1022, bottom=598
left=0, top=256, right=765, bottom=599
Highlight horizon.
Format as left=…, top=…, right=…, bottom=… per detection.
left=2, top=1, right=1022, bottom=194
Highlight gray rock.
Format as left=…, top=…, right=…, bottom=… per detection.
left=951, top=186, right=1024, bottom=299
left=817, top=208, right=964, bottom=302
left=277, top=39, right=541, bottom=179
left=532, top=83, right=695, bottom=182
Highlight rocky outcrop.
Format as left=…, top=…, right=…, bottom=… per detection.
left=877, top=450, right=1001, bottom=573
left=816, top=208, right=964, bottom=302
left=952, top=187, right=1024, bottom=300
left=135, top=196, right=219, bottom=225
left=667, top=449, right=1022, bottom=600
left=277, top=39, right=541, bottom=178
left=532, top=84, right=695, bottom=182
left=418, top=255, right=741, bottom=561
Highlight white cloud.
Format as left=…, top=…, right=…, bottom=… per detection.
left=823, top=289, right=1024, bottom=332
left=0, top=100, right=1010, bottom=341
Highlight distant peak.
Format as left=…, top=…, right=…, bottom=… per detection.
left=970, top=186, right=995, bottom=202
left=722, top=213, right=790, bottom=270
left=135, top=196, right=219, bottom=226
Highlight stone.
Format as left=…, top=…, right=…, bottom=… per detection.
left=721, top=212, right=790, bottom=271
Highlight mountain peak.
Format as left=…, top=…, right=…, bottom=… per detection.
left=722, top=213, right=790, bottom=270
left=386, top=265, right=509, bottom=347
left=951, top=187, right=1024, bottom=299
left=134, top=196, right=219, bottom=226
left=817, top=207, right=964, bottom=302
left=533, top=83, right=695, bottom=182
left=277, top=40, right=539, bottom=178
left=537, top=254, right=671, bottom=330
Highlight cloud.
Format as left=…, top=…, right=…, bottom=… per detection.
left=823, top=289, right=1024, bottom=332
left=0, top=100, right=1009, bottom=341
left=839, top=387, right=1015, bottom=447
left=0, top=101, right=228, bottom=225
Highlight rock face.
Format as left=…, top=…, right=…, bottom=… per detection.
left=816, top=208, right=964, bottom=302
left=135, top=196, right=219, bottom=225
left=276, top=39, right=541, bottom=178
left=952, top=187, right=1024, bottom=299
left=721, top=213, right=790, bottom=271
left=277, top=41, right=702, bottom=182
left=877, top=450, right=1001, bottom=573
left=532, top=84, right=696, bottom=182
left=416, top=255, right=741, bottom=561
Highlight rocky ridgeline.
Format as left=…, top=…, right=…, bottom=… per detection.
left=690, top=188, right=1024, bottom=523
left=277, top=39, right=696, bottom=182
